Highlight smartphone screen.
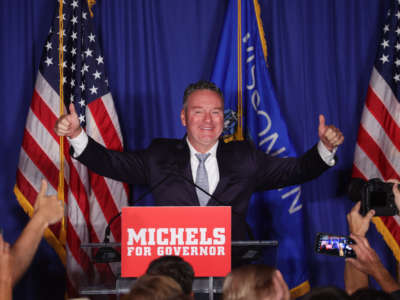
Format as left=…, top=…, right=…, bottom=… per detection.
left=315, top=233, right=356, bottom=258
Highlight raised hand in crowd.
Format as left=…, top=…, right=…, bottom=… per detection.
left=347, top=234, right=400, bottom=294
left=388, top=179, right=400, bottom=214
left=344, top=201, right=374, bottom=294
left=318, top=114, right=344, bottom=152
left=11, top=179, right=64, bottom=284
left=32, top=179, right=65, bottom=227
left=54, top=103, right=82, bottom=138
left=346, top=201, right=374, bottom=237
left=0, top=235, right=12, bottom=300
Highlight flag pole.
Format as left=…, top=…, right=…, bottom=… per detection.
left=58, top=0, right=67, bottom=251
left=235, top=0, right=244, bottom=141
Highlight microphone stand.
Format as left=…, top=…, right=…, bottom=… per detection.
left=94, top=174, right=172, bottom=263
left=170, top=170, right=256, bottom=241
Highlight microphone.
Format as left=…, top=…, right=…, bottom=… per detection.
left=168, top=169, right=256, bottom=240
left=169, top=170, right=260, bottom=267
left=103, top=175, right=171, bottom=242
left=95, top=173, right=173, bottom=263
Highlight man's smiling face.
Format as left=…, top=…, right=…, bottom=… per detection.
left=180, top=89, right=224, bottom=153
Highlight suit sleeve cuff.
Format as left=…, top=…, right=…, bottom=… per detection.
left=317, top=140, right=337, bottom=166
left=67, top=130, right=88, bottom=157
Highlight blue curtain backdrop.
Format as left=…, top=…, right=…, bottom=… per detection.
left=0, top=0, right=393, bottom=299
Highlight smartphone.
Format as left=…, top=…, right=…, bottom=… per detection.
left=315, top=233, right=356, bottom=258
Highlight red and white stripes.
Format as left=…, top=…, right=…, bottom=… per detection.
left=15, top=71, right=128, bottom=295
left=353, top=67, right=400, bottom=250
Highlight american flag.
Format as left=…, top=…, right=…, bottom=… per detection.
left=14, top=0, right=128, bottom=295
left=353, top=0, right=400, bottom=262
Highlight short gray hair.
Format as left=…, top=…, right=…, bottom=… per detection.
left=183, top=80, right=224, bottom=109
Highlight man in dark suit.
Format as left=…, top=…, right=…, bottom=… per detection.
left=54, top=80, right=344, bottom=240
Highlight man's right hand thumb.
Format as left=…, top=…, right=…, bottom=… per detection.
left=69, top=103, right=77, bottom=116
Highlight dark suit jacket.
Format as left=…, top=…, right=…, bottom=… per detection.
left=75, top=137, right=331, bottom=240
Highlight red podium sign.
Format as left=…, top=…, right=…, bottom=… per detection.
left=121, top=206, right=231, bottom=277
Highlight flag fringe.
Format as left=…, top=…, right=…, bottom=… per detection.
left=14, top=184, right=66, bottom=266
left=290, top=280, right=310, bottom=299
left=253, top=0, right=268, bottom=62
left=372, top=217, right=400, bottom=262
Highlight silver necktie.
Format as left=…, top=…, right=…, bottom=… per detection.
left=195, top=153, right=211, bottom=206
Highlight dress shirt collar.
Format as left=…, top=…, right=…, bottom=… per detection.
left=186, top=138, right=219, bottom=159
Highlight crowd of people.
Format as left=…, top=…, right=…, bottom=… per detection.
left=2, top=180, right=400, bottom=299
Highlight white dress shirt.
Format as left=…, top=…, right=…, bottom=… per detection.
left=186, top=138, right=219, bottom=195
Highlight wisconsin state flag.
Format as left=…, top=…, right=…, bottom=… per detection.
left=212, top=0, right=310, bottom=297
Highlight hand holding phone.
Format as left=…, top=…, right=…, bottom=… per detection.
left=315, top=232, right=356, bottom=258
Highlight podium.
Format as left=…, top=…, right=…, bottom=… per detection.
left=79, top=206, right=278, bottom=299
left=79, top=240, right=278, bottom=300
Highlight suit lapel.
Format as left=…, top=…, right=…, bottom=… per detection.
left=173, top=138, right=200, bottom=205
left=210, top=141, right=231, bottom=206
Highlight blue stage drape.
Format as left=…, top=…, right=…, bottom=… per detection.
left=0, top=0, right=394, bottom=299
